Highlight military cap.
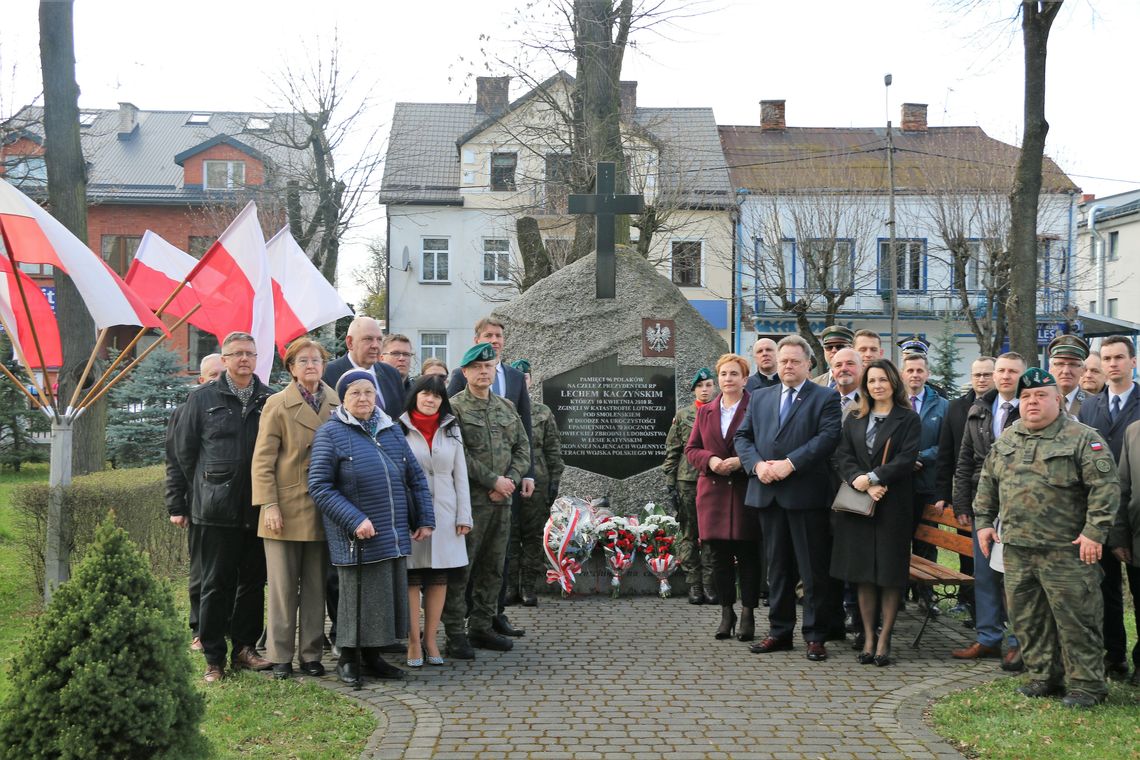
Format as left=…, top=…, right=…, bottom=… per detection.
left=691, top=367, right=714, bottom=390
left=335, top=368, right=379, bottom=401
left=510, top=358, right=532, bottom=374
left=1047, top=334, right=1089, bottom=361
left=819, top=324, right=854, bottom=346
left=460, top=342, right=498, bottom=367
left=1017, top=367, right=1057, bottom=396
left=898, top=336, right=930, bottom=356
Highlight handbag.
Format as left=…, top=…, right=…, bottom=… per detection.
left=831, top=437, right=891, bottom=517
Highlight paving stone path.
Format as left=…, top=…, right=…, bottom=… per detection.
left=313, top=595, right=1005, bottom=759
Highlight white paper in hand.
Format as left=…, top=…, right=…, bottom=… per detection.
left=988, top=519, right=1004, bottom=574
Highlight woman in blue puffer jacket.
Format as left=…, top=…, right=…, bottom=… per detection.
left=309, top=369, right=435, bottom=684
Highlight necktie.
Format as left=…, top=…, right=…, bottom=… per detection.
left=840, top=395, right=851, bottom=409
left=1111, top=395, right=1122, bottom=422
left=779, top=386, right=796, bottom=426
left=910, top=395, right=919, bottom=412
left=999, top=401, right=1013, bottom=430
left=493, top=370, right=504, bottom=397
left=866, top=416, right=880, bottom=452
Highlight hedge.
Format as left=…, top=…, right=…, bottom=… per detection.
left=13, top=464, right=188, bottom=595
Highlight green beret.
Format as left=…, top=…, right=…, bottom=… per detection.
left=898, top=336, right=929, bottom=356
left=1047, top=334, right=1089, bottom=361
left=819, top=325, right=854, bottom=346
left=1017, top=367, right=1057, bottom=395
left=460, top=342, right=498, bottom=367
left=510, top=358, right=531, bottom=374
left=690, top=367, right=714, bottom=390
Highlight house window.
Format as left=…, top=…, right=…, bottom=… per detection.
left=186, top=112, right=211, bottom=125
left=245, top=116, right=271, bottom=131
left=1108, top=298, right=1119, bottom=318
left=491, top=152, right=517, bottom=191
left=960, top=239, right=997, bottom=292
left=482, top=239, right=511, bottom=284
left=544, top=154, right=571, bottom=213
left=419, top=332, right=448, bottom=365
left=78, top=111, right=98, bottom=127
left=878, top=239, right=925, bottom=292
left=671, top=241, right=703, bottom=287
left=18, top=262, right=54, bottom=277
left=188, top=326, right=220, bottom=370
left=421, top=238, right=450, bottom=282
left=801, top=239, right=853, bottom=292
left=203, top=160, right=245, bottom=190
left=188, top=236, right=217, bottom=259
left=101, top=235, right=143, bottom=277
left=1108, top=231, right=1119, bottom=262
left=1, top=155, right=47, bottom=184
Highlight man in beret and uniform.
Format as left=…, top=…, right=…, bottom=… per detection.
left=442, top=343, right=531, bottom=659
left=505, top=359, right=564, bottom=607
left=663, top=368, right=719, bottom=604
left=974, top=368, right=1120, bottom=708
left=1047, top=334, right=1090, bottom=418
left=812, top=325, right=854, bottom=387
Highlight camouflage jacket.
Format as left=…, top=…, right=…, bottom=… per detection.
left=450, top=389, right=531, bottom=509
left=530, top=402, right=565, bottom=485
left=662, top=403, right=700, bottom=485
left=974, top=414, right=1120, bottom=547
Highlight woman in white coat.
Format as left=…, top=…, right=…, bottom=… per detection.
left=400, top=374, right=472, bottom=666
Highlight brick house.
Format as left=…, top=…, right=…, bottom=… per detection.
left=1, top=103, right=305, bottom=372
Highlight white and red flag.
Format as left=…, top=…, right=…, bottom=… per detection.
left=185, top=202, right=274, bottom=381
left=0, top=255, right=62, bottom=369
left=0, top=177, right=163, bottom=332
left=265, top=228, right=351, bottom=355
left=125, top=231, right=226, bottom=340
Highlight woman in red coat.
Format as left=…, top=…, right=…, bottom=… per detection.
left=686, top=353, right=760, bottom=642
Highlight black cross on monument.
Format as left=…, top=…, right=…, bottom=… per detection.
left=568, top=161, right=645, bottom=299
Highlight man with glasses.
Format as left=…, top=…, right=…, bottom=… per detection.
left=811, top=325, right=854, bottom=387
left=380, top=333, right=415, bottom=392
left=173, top=332, right=273, bottom=683
left=1047, top=335, right=1090, bottom=418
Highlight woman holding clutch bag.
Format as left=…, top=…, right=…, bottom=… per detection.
left=831, top=359, right=920, bottom=667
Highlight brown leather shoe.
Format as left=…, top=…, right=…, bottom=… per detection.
left=1001, top=646, right=1025, bottom=672
left=805, top=641, right=828, bottom=661
left=203, top=664, right=224, bottom=683
left=951, top=642, right=1001, bottom=660
left=190, top=636, right=203, bottom=652
left=231, top=645, right=272, bottom=671
left=749, top=636, right=793, bottom=654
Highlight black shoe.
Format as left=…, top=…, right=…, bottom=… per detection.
left=750, top=636, right=793, bottom=654
left=337, top=660, right=360, bottom=685
left=688, top=585, right=704, bottom=605
left=1106, top=659, right=1130, bottom=681
left=469, top=629, right=514, bottom=651
left=962, top=618, right=976, bottom=630
left=714, top=606, right=737, bottom=640
left=361, top=649, right=405, bottom=679
left=521, top=591, right=538, bottom=607
left=703, top=589, right=719, bottom=605
left=378, top=642, right=404, bottom=654
left=1017, top=680, right=1064, bottom=698
left=299, top=660, right=325, bottom=677
left=446, top=634, right=475, bottom=660
left=737, top=607, right=755, bottom=642
left=873, top=649, right=891, bottom=667
left=1061, top=690, right=1104, bottom=709
left=492, top=614, right=525, bottom=637
left=272, top=662, right=293, bottom=680
left=857, top=650, right=876, bottom=665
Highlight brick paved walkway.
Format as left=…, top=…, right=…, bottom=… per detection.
left=314, top=596, right=1004, bottom=759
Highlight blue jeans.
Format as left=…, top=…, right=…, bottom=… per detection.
left=972, top=521, right=1017, bottom=649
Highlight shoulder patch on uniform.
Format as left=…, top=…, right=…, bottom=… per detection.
left=1090, top=441, right=1104, bottom=452
left=1096, top=459, right=1112, bottom=473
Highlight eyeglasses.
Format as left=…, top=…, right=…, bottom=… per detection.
left=223, top=351, right=257, bottom=359
left=384, top=351, right=414, bottom=359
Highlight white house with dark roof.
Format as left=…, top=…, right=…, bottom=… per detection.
left=1077, top=189, right=1140, bottom=339
left=380, top=74, right=735, bottom=369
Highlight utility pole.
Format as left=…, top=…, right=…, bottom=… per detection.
left=885, top=73, right=899, bottom=364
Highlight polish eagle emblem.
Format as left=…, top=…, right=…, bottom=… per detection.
left=645, top=322, right=672, bottom=352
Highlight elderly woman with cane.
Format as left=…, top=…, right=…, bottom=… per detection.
left=309, top=369, right=435, bottom=684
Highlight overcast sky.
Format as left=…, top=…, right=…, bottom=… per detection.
left=3, top=0, right=1136, bottom=299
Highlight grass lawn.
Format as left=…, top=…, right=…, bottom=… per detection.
left=0, top=465, right=374, bottom=758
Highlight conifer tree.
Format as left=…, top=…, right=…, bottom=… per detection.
left=931, top=314, right=963, bottom=399
left=0, top=337, right=50, bottom=471
left=105, top=346, right=190, bottom=467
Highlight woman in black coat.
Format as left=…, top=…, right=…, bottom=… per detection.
left=831, top=359, right=920, bottom=667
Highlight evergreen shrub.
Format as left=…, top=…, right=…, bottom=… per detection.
left=0, top=516, right=204, bottom=759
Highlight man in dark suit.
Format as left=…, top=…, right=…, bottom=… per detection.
left=322, top=316, right=406, bottom=419
left=1078, top=335, right=1140, bottom=681
left=735, top=334, right=842, bottom=661
left=447, top=316, right=534, bottom=638
left=380, top=333, right=415, bottom=393
left=745, top=337, right=779, bottom=392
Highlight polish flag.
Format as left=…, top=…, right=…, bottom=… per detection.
left=0, top=256, right=62, bottom=370
left=186, top=202, right=274, bottom=381
left=0, top=177, right=163, bottom=332
left=125, top=231, right=226, bottom=341
left=266, top=228, right=351, bottom=355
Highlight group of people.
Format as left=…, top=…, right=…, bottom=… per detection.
left=165, top=315, right=564, bottom=686
left=664, top=325, right=1139, bottom=708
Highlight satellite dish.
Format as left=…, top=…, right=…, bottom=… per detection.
left=399, top=246, right=411, bottom=271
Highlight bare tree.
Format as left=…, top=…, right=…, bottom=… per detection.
left=351, top=238, right=387, bottom=319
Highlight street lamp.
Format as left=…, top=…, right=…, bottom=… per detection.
left=885, top=73, right=899, bottom=364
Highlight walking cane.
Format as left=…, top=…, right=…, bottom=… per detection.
left=353, top=535, right=363, bottom=690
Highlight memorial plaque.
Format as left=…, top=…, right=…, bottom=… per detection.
left=546, top=354, right=675, bottom=480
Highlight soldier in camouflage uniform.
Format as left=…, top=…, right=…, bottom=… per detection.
left=974, top=367, right=1121, bottom=708
left=442, top=343, right=531, bottom=660
left=506, top=360, right=564, bottom=607
left=663, top=368, right=717, bottom=604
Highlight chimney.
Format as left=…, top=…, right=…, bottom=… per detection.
left=117, top=102, right=139, bottom=139
left=619, top=81, right=637, bottom=120
left=475, top=76, right=510, bottom=117
left=900, top=102, right=927, bottom=132
left=760, top=100, right=785, bottom=131
left=1081, top=193, right=1096, bottom=204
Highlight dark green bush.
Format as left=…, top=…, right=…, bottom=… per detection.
left=0, top=516, right=205, bottom=759
left=13, top=465, right=187, bottom=594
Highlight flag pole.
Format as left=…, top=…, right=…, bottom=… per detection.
left=76, top=305, right=201, bottom=413
left=2, top=246, right=58, bottom=411
left=0, top=307, right=56, bottom=419
left=65, top=328, right=108, bottom=417
left=0, top=360, right=49, bottom=411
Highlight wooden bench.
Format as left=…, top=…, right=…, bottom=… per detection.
left=908, top=503, right=974, bottom=647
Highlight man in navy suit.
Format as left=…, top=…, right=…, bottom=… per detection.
left=1078, top=335, right=1140, bottom=681
left=322, top=316, right=407, bottom=419
left=735, top=334, right=842, bottom=661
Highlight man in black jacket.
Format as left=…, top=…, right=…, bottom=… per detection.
left=323, top=316, right=406, bottom=418
left=173, top=332, right=273, bottom=683
left=745, top=337, right=779, bottom=392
